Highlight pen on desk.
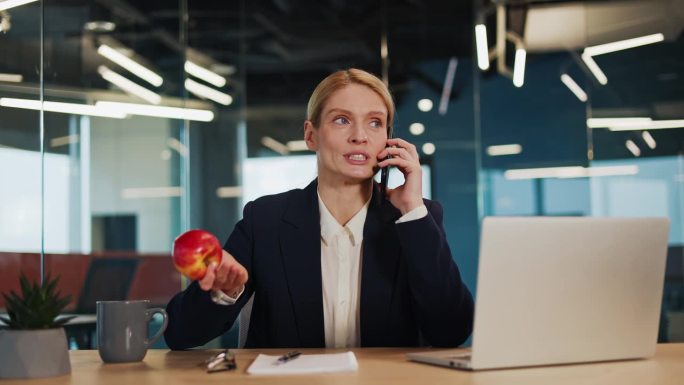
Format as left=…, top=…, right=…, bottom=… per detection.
left=274, top=351, right=301, bottom=365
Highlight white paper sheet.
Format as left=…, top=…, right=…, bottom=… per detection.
left=246, top=351, right=358, bottom=375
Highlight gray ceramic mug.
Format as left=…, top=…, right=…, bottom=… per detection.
left=96, top=300, right=168, bottom=363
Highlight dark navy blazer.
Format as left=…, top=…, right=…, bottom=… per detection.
left=165, top=179, right=473, bottom=349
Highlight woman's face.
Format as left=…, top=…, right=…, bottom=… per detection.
left=305, top=83, right=389, bottom=185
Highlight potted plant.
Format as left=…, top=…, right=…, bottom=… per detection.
left=0, top=273, right=75, bottom=379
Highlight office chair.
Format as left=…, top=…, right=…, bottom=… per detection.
left=64, top=258, right=138, bottom=349
left=75, top=258, right=139, bottom=314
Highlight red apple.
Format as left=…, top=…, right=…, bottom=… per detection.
left=172, top=229, right=222, bottom=280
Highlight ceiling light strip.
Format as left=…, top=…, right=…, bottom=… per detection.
left=641, top=131, right=656, bottom=149
left=95, top=101, right=214, bottom=122
left=97, top=44, right=163, bottom=87
left=261, top=136, right=289, bottom=155
left=584, top=33, right=665, bottom=56
left=98, top=65, right=162, bottom=105
left=167, top=137, right=189, bottom=157
left=504, top=165, right=639, bottom=180
left=184, top=61, right=227, bottom=88
left=0, top=0, right=38, bottom=12
left=121, top=187, right=182, bottom=199
left=486, top=144, right=522, bottom=156
left=0, top=97, right=127, bottom=119
left=512, top=49, right=526, bottom=87
left=286, top=140, right=309, bottom=152
left=587, top=117, right=652, bottom=128
left=216, top=186, right=243, bottom=198
left=184, top=79, right=233, bottom=106
left=0, top=73, right=23, bottom=82
left=625, top=140, right=641, bottom=157
left=475, top=24, right=490, bottom=71
left=608, top=120, right=684, bottom=131
left=580, top=53, right=608, bottom=85
left=560, top=74, right=587, bottom=102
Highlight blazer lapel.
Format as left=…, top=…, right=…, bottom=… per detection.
left=279, top=179, right=325, bottom=347
left=360, top=184, right=402, bottom=346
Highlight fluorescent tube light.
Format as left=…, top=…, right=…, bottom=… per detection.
left=95, top=101, right=214, bottom=122
left=97, top=44, right=163, bottom=87
left=98, top=65, right=161, bottom=105
left=475, top=24, right=490, bottom=71
left=584, top=166, right=639, bottom=177
left=0, top=0, right=38, bottom=11
left=167, top=137, right=189, bottom=157
left=642, top=131, right=656, bottom=149
left=0, top=97, right=127, bottom=119
left=608, top=119, right=684, bottom=131
left=625, top=140, right=641, bottom=157
left=587, top=117, right=652, bottom=128
left=504, top=165, right=638, bottom=180
left=185, top=79, right=233, bottom=106
left=505, top=166, right=585, bottom=180
left=486, top=144, right=522, bottom=156
left=286, top=140, right=309, bottom=152
left=121, top=187, right=181, bottom=199
left=589, top=117, right=684, bottom=131
left=584, top=33, right=665, bottom=56
left=261, top=136, right=289, bottom=155
left=0, top=73, right=23, bottom=82
left=184, top=61, right=227, bottom=88
left=512, top=48, right=526, bottom=87
left=216, top=186, right=243, bottom=198
left=581, top=53, right=608, bottom=85
left=560, top=74, right=587, bottom=102
left=50, top=134, right=80, bottom=148
left=84, top=21, right=116, bottom=32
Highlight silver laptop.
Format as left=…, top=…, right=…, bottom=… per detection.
left=407, top=216, right=669, bottom=370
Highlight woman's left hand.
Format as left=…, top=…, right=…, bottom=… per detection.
left=377, top=137, right=424, bottom=214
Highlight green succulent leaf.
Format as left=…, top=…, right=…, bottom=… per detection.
left=1, top=273, right=73, bottom=330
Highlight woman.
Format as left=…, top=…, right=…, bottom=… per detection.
left=165, top=68, right=473, bottom=349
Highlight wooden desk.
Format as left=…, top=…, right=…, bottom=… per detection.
left=3, top=344, right=683, bottom=385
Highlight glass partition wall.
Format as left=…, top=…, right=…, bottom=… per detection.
left=1, top=0, right=682, bottom=348
left=0, top=0, right=246, bottom=348
left=477, top=0, right=684, bottom=342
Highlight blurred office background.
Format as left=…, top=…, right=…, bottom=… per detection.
left=0, top=0, right=683, bottom=348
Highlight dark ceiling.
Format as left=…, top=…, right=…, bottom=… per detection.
left=0, top=0, right=682, bottom=162
left=136, top=0, right=475, bottom=106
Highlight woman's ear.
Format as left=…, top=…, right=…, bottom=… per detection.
left=304, top=120, right=317, bottom=151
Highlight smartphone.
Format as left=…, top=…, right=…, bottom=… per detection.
left=380, top=130, right=393, bottom=200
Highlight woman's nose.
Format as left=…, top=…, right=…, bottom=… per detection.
left=349, top=125, right=368, bottom=144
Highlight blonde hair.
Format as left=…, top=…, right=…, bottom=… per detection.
left=306, top=68, right=395, bottom=132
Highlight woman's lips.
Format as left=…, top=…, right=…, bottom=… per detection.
left=344, top=152, right=370, bottom=165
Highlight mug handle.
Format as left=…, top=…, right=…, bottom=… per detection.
left=145, top=308, right=169, bottom=348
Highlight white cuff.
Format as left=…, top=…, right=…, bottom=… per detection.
left=395, top=204, right=428, bottom=224
left=210, top=285, right=245, bottom=306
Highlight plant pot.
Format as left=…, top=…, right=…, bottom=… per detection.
left=0, top=328, right=71, bottom=379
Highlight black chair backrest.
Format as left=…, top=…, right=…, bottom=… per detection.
left=75, top=258, right=138, bottom=314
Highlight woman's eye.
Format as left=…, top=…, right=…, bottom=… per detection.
left=333, top=117, right=350, bottom=125
left=370, top=120, right=384, bottom=128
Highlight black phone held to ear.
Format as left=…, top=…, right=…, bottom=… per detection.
left=380, top=131, right=393, bottom=200
left=380, top=162, right=389, bottom=200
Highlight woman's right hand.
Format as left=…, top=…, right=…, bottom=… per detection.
left=198, top=249, right=248, bottom=297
